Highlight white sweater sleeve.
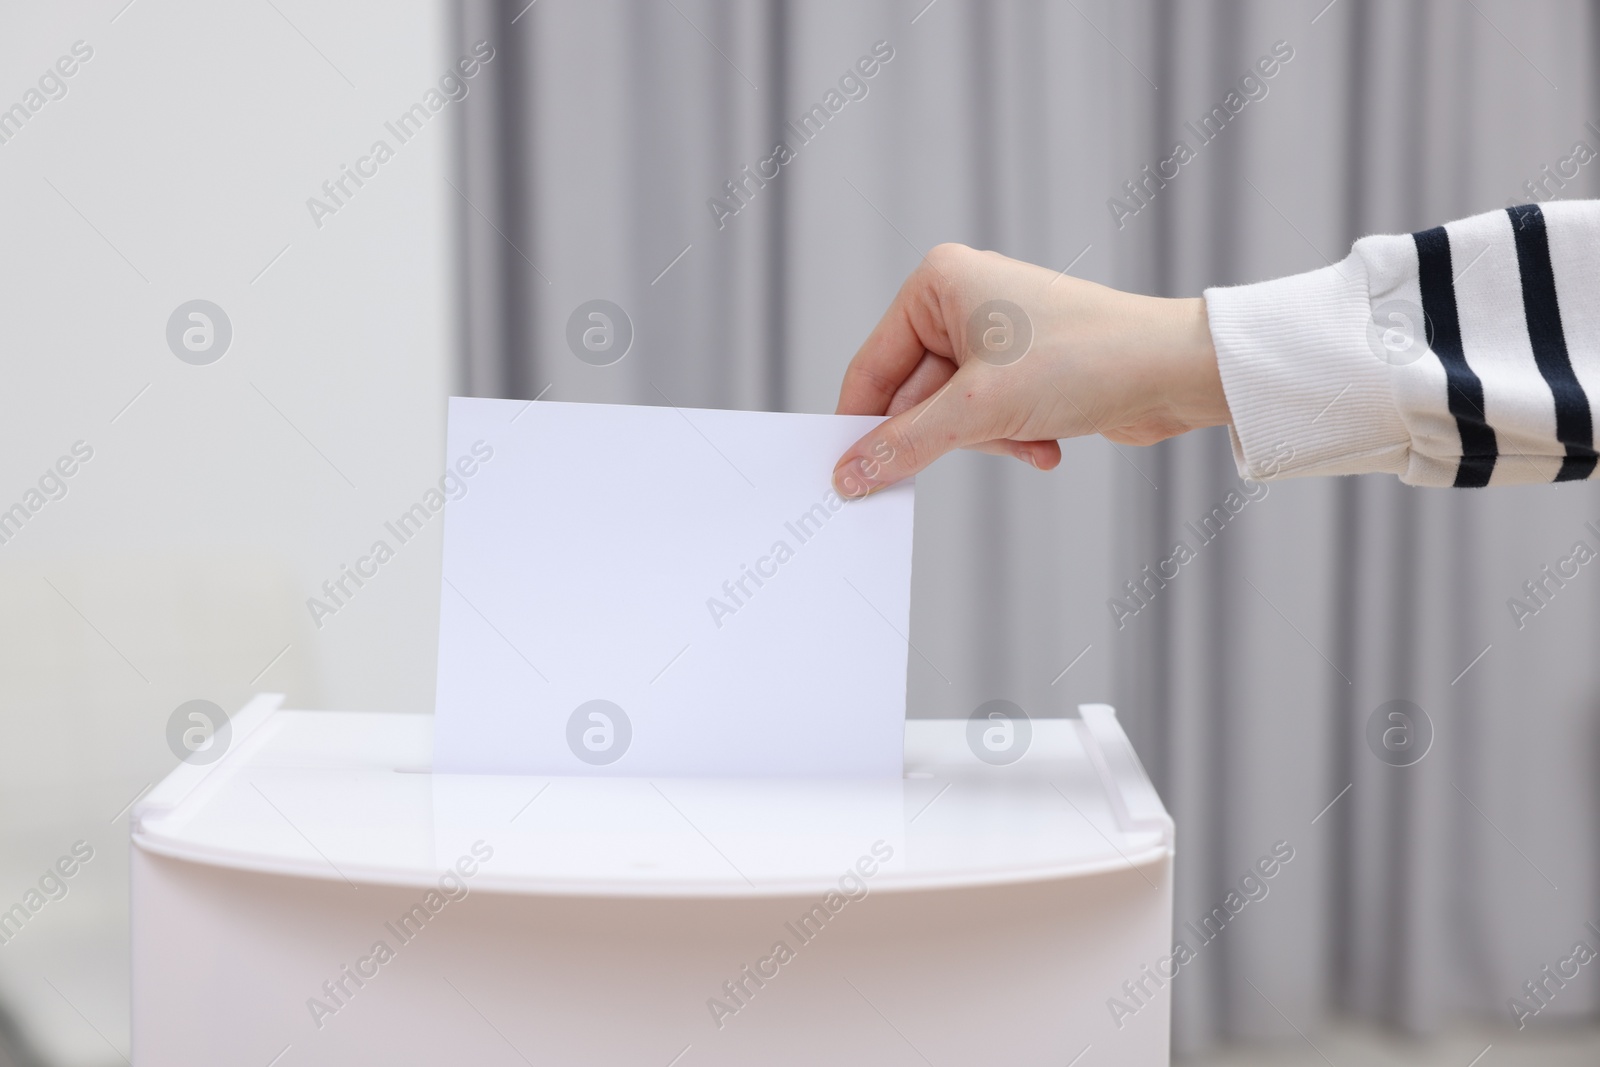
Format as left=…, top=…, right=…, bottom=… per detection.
left=1204, top=200, right=1600, bottom=487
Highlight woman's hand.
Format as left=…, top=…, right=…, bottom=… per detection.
left=831, top=243, right=1230, bottom=496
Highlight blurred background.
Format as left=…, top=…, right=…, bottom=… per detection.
left=2, top=0, right=1599, bottom=1063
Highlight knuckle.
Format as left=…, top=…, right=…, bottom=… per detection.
left=879, top=428, right=919, bottom=476
left=927, top=241, right=973, bottom=261
left=923, top=242, right=973, bottom=279
left=852, top=360, right=905, bottom=403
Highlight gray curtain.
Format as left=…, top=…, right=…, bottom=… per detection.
left=453, top=0, right=1600, bottom=1053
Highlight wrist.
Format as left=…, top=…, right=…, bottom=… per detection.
left=1150, top=296, right=1228, bottom=435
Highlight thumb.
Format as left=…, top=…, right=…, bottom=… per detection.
left=831, top=371, right=997, bottom=497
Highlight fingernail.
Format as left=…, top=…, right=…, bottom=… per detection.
left=833, top=457, right=877, bottom=499
left=1021, top=449, right=1039, bottom=469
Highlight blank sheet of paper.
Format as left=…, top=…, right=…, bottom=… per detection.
left=432, top=398, right=915, bottom=778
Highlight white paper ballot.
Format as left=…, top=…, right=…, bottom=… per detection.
left=432, top=397, right=915, bottom=778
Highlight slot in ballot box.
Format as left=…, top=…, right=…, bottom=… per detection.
left=131, top=695, right=1174, bottom=1065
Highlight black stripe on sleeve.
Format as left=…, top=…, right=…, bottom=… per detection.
left=1413, top=225, right=1497, bottom=487
left=1506, top=203, right=1598, bottom=482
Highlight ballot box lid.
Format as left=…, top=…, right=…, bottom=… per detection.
left=133, top=695, right=1172, bottom=899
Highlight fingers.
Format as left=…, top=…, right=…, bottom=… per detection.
left=832, top=366, right=1057, bottom=496
left=836, top=265, right=953, bottom=416
left=886, top=353, right=956, bottom=416
left=969, top=438, right=1063, bottom=470
left=832, top=243, right=1064, bottom=491
left=833, top=381, right=968, bottom=497
left=1027, top=439, right=1064, bottom=469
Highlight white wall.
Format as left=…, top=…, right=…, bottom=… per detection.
left=0, top=2, right=456, bottom=1061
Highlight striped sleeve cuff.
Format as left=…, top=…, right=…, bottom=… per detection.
left=1204, top=255, right=1411, bottom=481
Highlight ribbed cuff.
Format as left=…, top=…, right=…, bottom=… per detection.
left=1204, top=256, right=1410, bottom=481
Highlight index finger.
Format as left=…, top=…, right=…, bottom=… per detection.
left=836, top=265, right=955, bottom=415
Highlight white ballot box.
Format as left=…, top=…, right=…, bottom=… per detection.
left=131, top=695, right=1174, bottom=1065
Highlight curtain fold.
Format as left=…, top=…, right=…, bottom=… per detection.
left=455, top=0, right=1600, bottom=1051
